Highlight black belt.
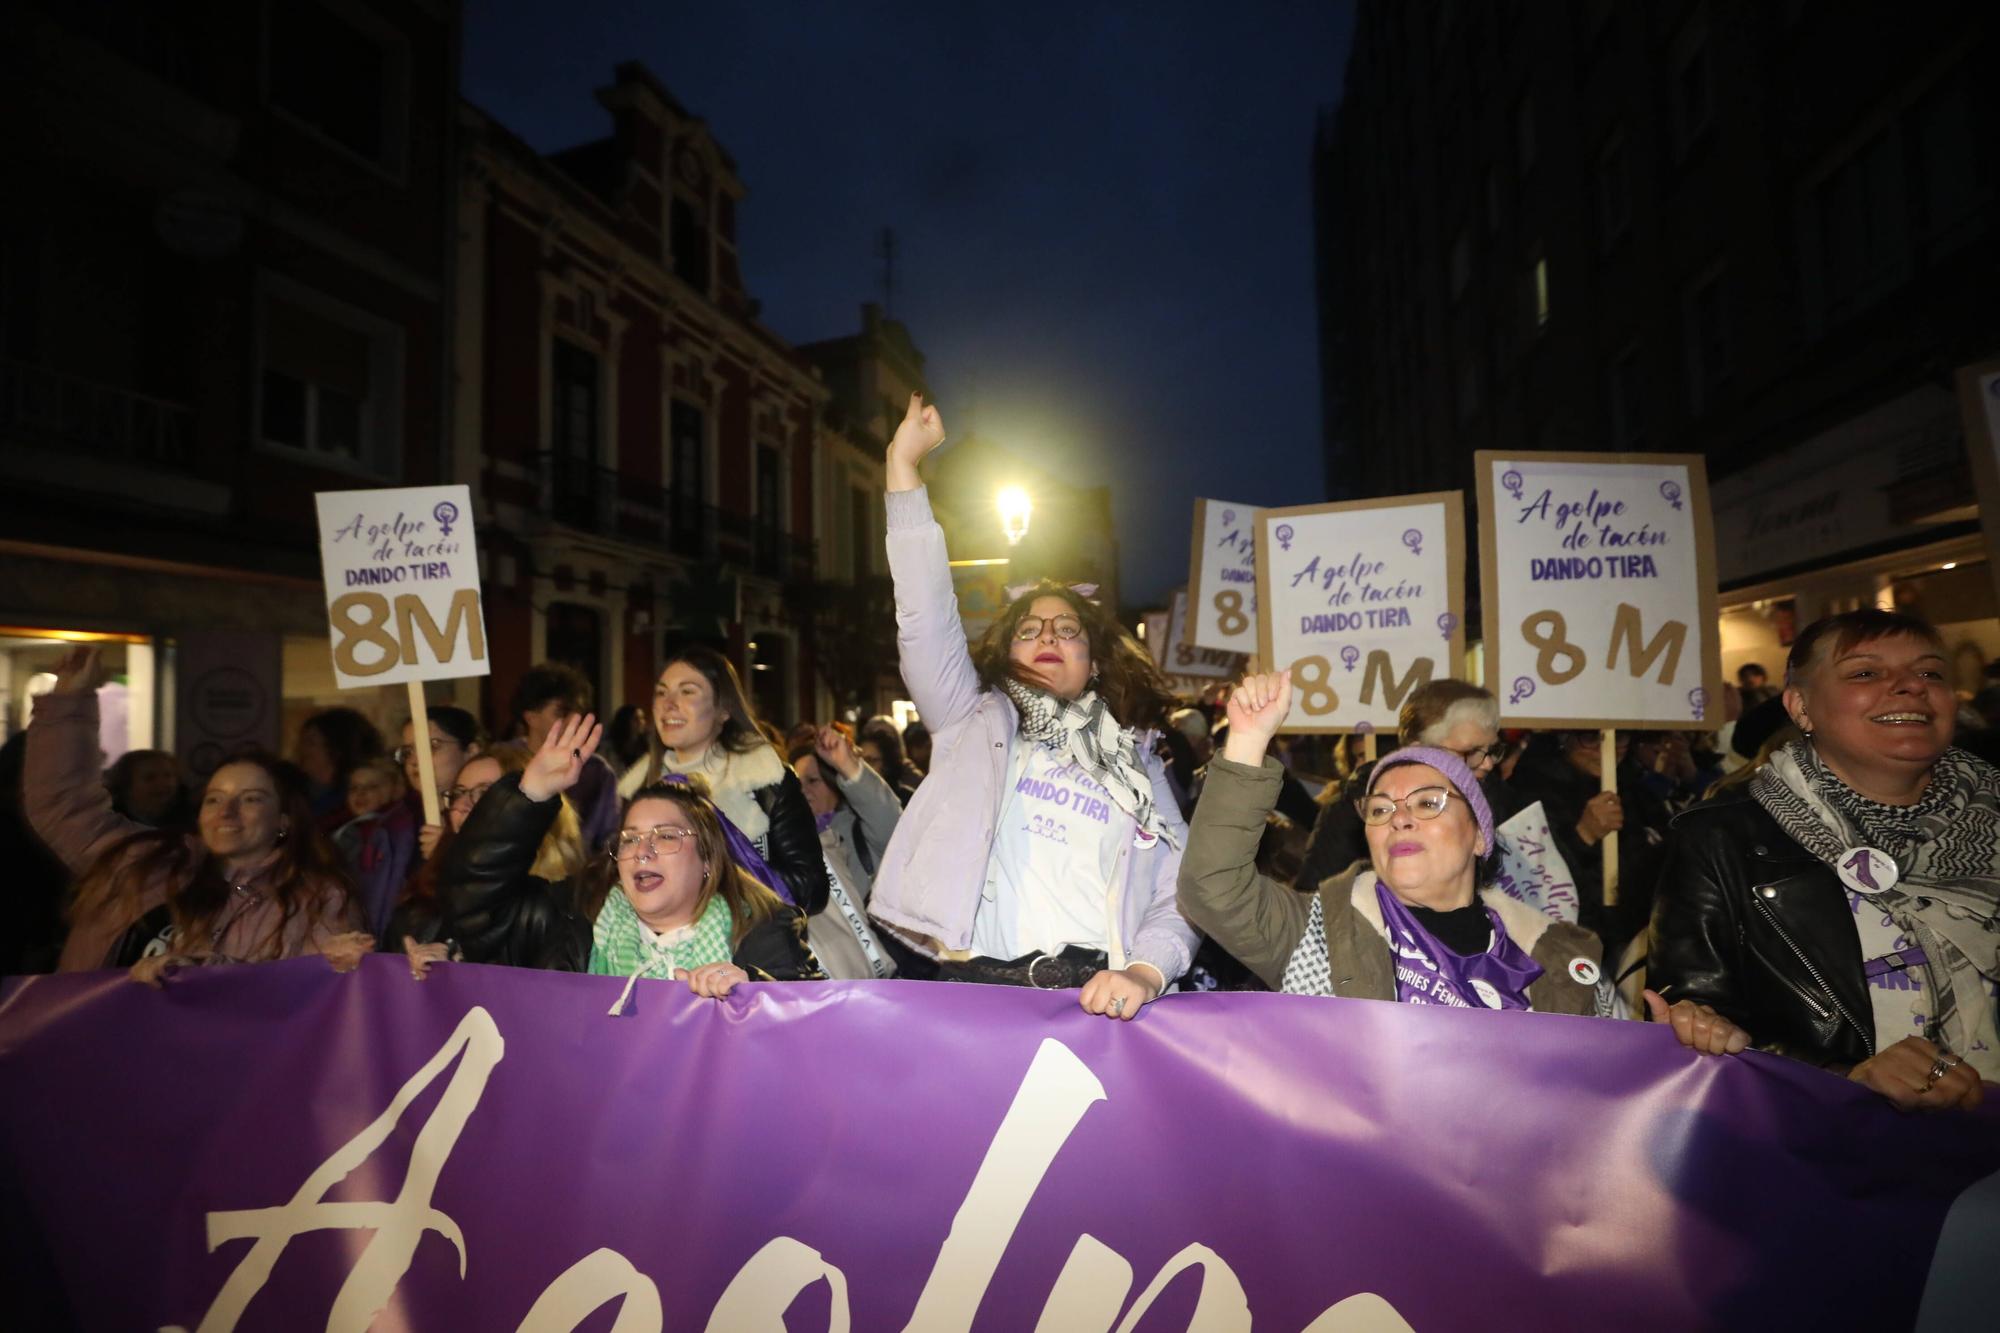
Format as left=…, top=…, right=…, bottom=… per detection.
left=936, top=945, right=1110, bottom=989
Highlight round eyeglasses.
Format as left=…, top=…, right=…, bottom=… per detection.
left=613, top=825, right=697, bottom=859
left=1013, top=614, right=1084, bottom=642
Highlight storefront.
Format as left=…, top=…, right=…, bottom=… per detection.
left=1710, top=384, right=1998, bottom=693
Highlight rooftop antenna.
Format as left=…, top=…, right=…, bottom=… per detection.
left=878, top=226, right=896, bottom=317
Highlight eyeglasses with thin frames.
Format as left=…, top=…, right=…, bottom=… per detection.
left=613, top=825, right=697, bottom=860
left=1013, top=614, right=1084, bottom=642
left=1357, top=786, right=1458, bottom=826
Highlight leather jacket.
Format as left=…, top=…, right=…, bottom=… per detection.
left=751, top=768, right=832, bottom=916
left=1648, top=789, right=1873, bottom=1070
left=438, top=774, right=822, bottom=979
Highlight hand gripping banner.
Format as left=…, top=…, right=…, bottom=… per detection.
left=1, top=957, right=1995, bottom=1330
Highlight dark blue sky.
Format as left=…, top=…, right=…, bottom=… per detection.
left=464, top=2, right=1355, bottom=606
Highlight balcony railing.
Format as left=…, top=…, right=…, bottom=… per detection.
left=532, top=451, right=815, bottom=580
left=0, top=358, right=191, bottom=467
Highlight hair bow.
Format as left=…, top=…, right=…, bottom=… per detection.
left=1005, top=581, right=1099, bottom=603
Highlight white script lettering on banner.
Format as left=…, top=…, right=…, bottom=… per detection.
left=315, top=484, right=489, bottom=689
left=1476, top=452, right=1721, bottom=729
left=1489, top=801, right=1580, bottom=924
left=168, top=1014, right=1414, bottom=1333
left=1186, top=499, right=1261, bottom=655
left=1253, top=493, right=1466, bottom=734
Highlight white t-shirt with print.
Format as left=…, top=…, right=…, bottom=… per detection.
left=1848, top=889, right=1929, bottom=1048
left=970, top=740, right=1124, bottom=960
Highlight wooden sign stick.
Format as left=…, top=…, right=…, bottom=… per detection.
left=1600, top=727, right=1619, bottom=909
left=408, top=680, right=443, bottom=828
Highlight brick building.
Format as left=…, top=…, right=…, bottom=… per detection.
left=1318, top=1, right=1999, bottom=681
left=0, top=0, right=459, bottom=770
left=455, top=63, right=831, bottom=732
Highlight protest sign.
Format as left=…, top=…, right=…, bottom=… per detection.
left=1490, top=800, right=1580, bottom=924
left=1253, top=493, right=1465, bottom=734
left=2, top=958, right=1996, bottom=1331
left=1140, top=608, right=1171, bottom=668
left=315, top=484, right=486, bottom=822
left=1476, top=452, right=1721, bottom=729
left=1185, top=498, right=1260, bottom=653
left=1162, top=587, right=1242, bottom=681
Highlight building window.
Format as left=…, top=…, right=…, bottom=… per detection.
left=1515, top=96, right=1536, bottom=174
left=1683, top=267, right=1729, bottom=414
left=670, top=196, right=711, bottom=295
left=669, top=399, right=708, bottom=558
left=1596, top=130, right=1631, bottom=248
left=551, top=338, right=600, bottom=463
left=257, top=279, right=402, bottom=475
left=1671, top=25, right=1714, bottom=159
left=543, top=603, right=603, bottom=724
left=1607, top=345, right=1642, bottom=449
left=1911, top=65, right=1987, bottom=247
left=849, top=486, right=872, bottom=582
left=265, top=0, right=406, bottom=174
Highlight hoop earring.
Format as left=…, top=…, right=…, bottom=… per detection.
left=275, top=826, right=289, bottom=844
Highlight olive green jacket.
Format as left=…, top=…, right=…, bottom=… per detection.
left=1178, top=756, right=1606, bottom=1015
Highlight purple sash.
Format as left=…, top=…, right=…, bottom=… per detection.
left=1375, top=882, right=1543, bottom=1010
left=659, top=775, right=794, bottom=906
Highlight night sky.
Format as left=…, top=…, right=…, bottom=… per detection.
left=464, top=2, right=1356, bottom=607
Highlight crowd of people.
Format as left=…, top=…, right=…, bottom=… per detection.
left=2, top=393, right=1992, bottom=1116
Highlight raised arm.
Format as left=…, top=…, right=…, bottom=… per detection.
left=1177, top=672, right=1314, bottom=988
left=817, top=725, right=902, bottom=878
left=22, top=647, right=144, bottom=875
left=884, top=393, right=985, bottom=732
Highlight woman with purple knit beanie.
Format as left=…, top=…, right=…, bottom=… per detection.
left=1180, top=670, right=1748, bottom=1050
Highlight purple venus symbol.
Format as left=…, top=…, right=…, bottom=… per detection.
left=1659, top=480, right=1684, bottom=511
left=1509, top=676, right=1536, bottom=705
left=1340, top=645, right=1360, bottom=672
left=1402, top=528, right=1423, bottom=556
left=1355, top=720, right=1375, bottom=736
left=1221, top=508, right=1236, bottom=526
left=1437, top=611, right=1458, bottom=640
left=432, top=500, right=459, bottom=536
left=1689, top=687, right=1708, bottom=719
left=1501, top=469, right=1524, bottom=500
left=1275, top=523, right=1295, bottom=551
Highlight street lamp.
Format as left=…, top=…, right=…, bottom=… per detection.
left=997, top=486, right=1032, bottom=546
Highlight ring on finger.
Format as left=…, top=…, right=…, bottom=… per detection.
left=1926, top=1053, right=1954, bottom=1087
left=1110, top=996, right=1126, bottom=1016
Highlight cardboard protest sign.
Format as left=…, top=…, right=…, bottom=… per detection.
left=1489, top=801, right=1580, bottom=924
left=1141, top=609, right=1171, bottom=668
left=1162, top=588, right=1242, bottom=681
left=315, top=486, right=487, bottom=689
left=1476, top=452, right=1721, bottom=728
left=1253, top=493, right=1466, bottom=734
left=1185, top=499, right=1260, bottom=653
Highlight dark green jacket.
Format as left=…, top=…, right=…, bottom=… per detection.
left=1178, top=756, right=1606, bottom=1015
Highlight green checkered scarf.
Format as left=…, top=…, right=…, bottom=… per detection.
left=590, top=887, right=734, bottom=979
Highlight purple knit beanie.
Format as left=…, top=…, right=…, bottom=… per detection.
left=1367, top=745, right=1496, bottom=854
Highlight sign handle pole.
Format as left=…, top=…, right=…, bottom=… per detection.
left=1362, top=732, right=1378, bottom=763
left=408, top=680, right=443, bottom=829
left=1600, top=728, right=1619, bottom=909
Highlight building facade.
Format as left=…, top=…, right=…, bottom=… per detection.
left=1319, top=1, right=1999, bottom=679
left=0, top=0, right=459, bottom=772
left=456, top=63, right=830, bottom=733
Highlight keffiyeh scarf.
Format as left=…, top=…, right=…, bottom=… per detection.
left=591, top=890, right=735, bottom=1015
left=1001, top=677, right=1177, bottom=848
left=1753, top=741, right=2000, bottom=1072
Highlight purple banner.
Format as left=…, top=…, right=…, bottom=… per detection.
left=2, top=956, right=1996, bottom=1330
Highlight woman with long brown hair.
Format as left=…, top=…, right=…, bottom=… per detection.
left=870, top=393, right=1199, bottom=1018
left=25, top=647, right=360, bottom=981
left=436, top=713, right=822, bottom=1003
left=617, top=644, right=829, bottom=915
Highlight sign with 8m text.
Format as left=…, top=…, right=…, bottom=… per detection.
left=315, top=485, right=488, bottom=689
left=1476, top=452, right=1721, bottom=729
left=1254, top=492, right=1466, bottom=734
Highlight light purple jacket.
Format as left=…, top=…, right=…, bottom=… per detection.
left=868, top=487, right=1198, bottom=983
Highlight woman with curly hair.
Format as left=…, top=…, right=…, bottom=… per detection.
left=25, top=647, right=361, bottom=982
left=869, top=393, right=1198, bottom=1019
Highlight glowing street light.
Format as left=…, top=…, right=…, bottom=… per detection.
left=997, top=486, right=1032, bottom=546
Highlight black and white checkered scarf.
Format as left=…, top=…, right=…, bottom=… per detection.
left=1753, top=740, right=2000, bottom=1067
left=1000, top=677, right=1177, bottom=848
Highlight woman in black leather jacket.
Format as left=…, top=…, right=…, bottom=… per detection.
left=439, top=714, right=822, bottom=999
left=618, top=645, right=830, bottom=916
left=1650, top=610, right=1992, bottom=1112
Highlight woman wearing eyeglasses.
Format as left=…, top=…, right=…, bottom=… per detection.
left=432, top=713, right=821, bottom=997
left=1182, top=672, right=1745, bottom=1050
left=870, top=394, right=1198, bottom=1019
